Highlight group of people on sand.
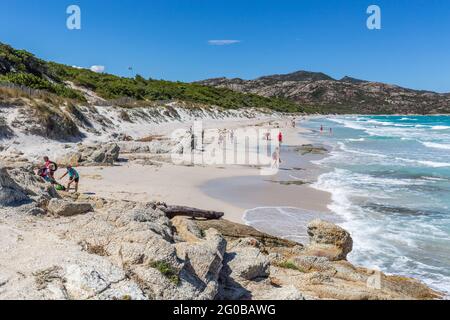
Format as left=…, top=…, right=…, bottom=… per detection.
left=36, top=156, right=80, bottom=193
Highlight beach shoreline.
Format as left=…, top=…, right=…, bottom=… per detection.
left=80, top=116, right=333, bottom=226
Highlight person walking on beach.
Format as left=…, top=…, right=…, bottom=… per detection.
left=60, top=165, right=80, bottom=193
left=278, top=131, right=283, bottom=146
left=272, top=147, right=281, bottom=169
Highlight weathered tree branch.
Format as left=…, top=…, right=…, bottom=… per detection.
left=159, top=205, right=224, bottom=220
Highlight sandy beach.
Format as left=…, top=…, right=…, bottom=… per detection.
left=80, top=117, right=332, bottom=224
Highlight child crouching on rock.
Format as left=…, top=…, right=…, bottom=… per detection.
left=60, top=165, right=80, bottom=193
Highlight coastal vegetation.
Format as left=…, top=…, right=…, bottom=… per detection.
left=0, top=43, right=303, bottom=113
left=149, top=260, right=180, bottom=285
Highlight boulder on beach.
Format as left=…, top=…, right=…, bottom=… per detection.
left=0, top=167, right=57, bottom=206
left=58, top=143, right=120, bottom=166
left=47, top=199, right=93, bottom=217
left=304, top=219, right=353, bottom=261
left=0, top=167, right=29, bottom=206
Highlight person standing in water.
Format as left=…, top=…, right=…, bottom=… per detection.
left=320, top=125, right=324, bottom=134
left=329, top=128, right=333, bottom=135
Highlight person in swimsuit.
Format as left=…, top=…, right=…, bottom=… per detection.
left=271, top=147, right=281, bottom=169
left=60, top=165, right=80, bottom=193
left=37, top=167, right=56, bottom=184
left=43, top=156, right=57, bottom=179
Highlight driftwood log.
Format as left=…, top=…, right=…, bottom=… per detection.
left=159, top=205, right=224, bottom=220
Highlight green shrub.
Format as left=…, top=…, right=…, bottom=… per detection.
left=148, top=261, right=180, bottom=285
left=277, top=261, right=305, bottom=272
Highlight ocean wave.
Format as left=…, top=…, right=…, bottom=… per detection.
left=312, top=169, right=450, bottom=295
left=306, top=116, right=450, bottom=296
left=432, top=125, right=450, bottom=130
left=360, top=119, right=413, bottom=128
left=418, top=160, right=450, bottom=168
left=329, top=118, right=367, bottom=131
left=337, top=142, right=388, bottom=158
left=422, top=141, right=450, bottom=150
left=394, top=157, right=450, bottom=168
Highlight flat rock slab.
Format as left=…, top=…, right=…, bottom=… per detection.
left=48, top=199, right=93, bottom=217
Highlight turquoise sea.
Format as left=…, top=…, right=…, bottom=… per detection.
left=302, top=115, right=450, bottom=296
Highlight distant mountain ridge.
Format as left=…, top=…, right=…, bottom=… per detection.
left=257, top=70, right=334, bottom=82
left=197, top=70, right=450, bottom=114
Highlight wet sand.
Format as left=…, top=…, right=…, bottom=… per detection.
left=200, top=149, right=331, bottom=214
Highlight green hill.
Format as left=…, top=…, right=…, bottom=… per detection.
left=0, top=43, right=303, bottom=113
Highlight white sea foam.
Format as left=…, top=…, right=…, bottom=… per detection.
left=243, top=207, right=339, bottom=244
left=418, top=160, right=450, bottom=168
left=395, top=157, right=450, bottom=168
left=432, top=125, right=450, bottom=130
left=329, top=118, right=367, bottom=131
left=422, top=141, right=450, bottom=150
left=311, top=168, right=450, bottom=296
left=337, top=142, right=388, bottom=158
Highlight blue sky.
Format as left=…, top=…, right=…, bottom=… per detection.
left=1, top=0, right=449, bottom=92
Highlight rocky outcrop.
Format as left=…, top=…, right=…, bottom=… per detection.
left=0, top=167, right=29, bottom=206
left=194, top=218, right=441, bottom=300
left=304, top=219, right=353, bottom=261
left=58, top=143, right=120, bottom=166
left=47, top=199, right=93, bottom=217
left=217, top=238, right=271, bottom=300
left=0, top=166, right=56, bottom=206
left=225, top=238, right=270, bottom=281
left=60, top=201, right=227, bottom=300
left=0, top=116, right=13, bottom=139
left=196, top=219, right=299, bottom=248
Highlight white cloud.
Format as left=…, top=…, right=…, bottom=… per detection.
left=208, top=40, right=241, bottom=46
left=90, top=65, right=105, bottom=73
left=71, top=65, right=84, bottom=69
